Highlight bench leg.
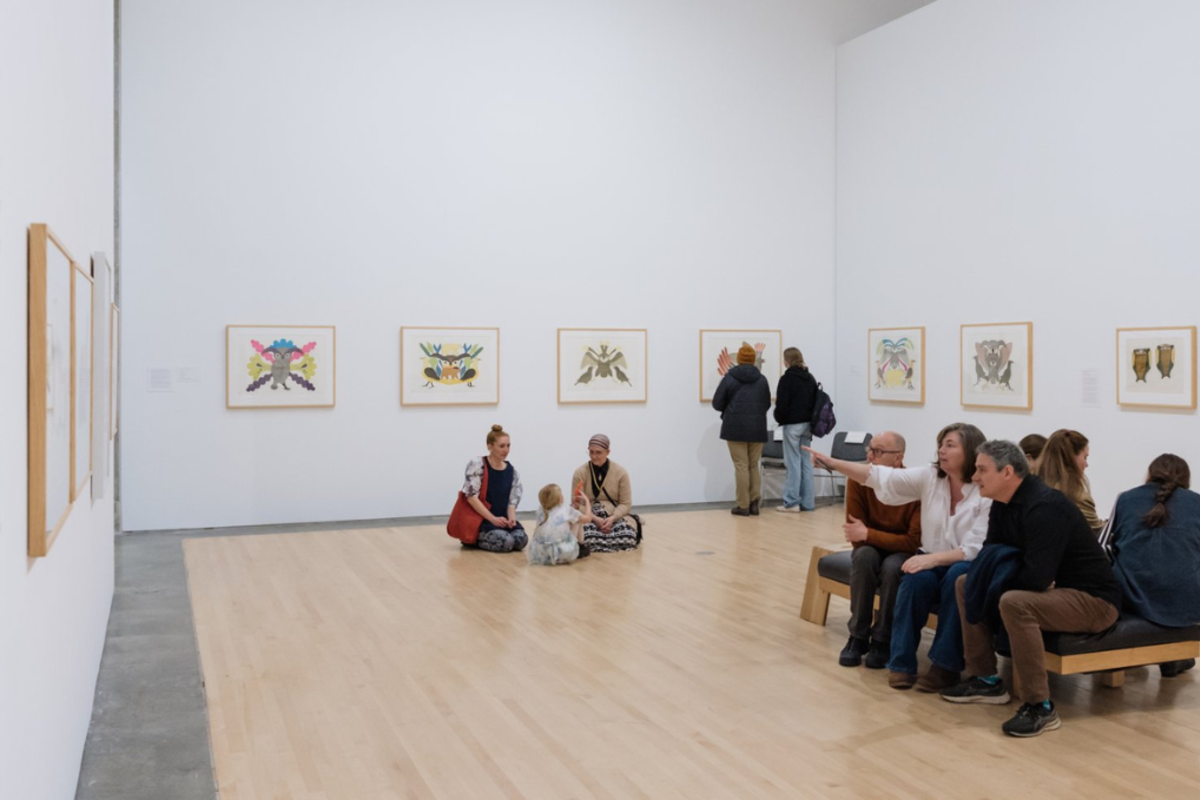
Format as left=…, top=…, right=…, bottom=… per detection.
left=800, top=546, right=835, bottom=625
left=1101, top=671, right=1126, bottom=688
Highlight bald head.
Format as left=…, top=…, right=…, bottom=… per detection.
left=867, top=431, right=906, bottom=467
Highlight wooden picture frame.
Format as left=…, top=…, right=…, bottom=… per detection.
left=72, top=261, right=94, bottom=501
left=400, top=327, right=500, bottom=406
left=868, top=326, right=925, bottom=404
left=698, top=329, right=782, bottom=403
left=1116, top=326, right=1197, bottom=410
left=28, top=224, right=76, bottom=557
left=557, top=328, right=648, bottom=404
left=960, top=322, right=1033, bottom=410
left=226, top=325, right=337, bottom=409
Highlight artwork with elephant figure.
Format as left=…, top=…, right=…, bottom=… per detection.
left=698, top=329, right=782, bottom=403
left=1117, top=326, right=1197, bottom=409
left=226, top=325, right=336, bottom=408
left=868, top=326, right=925, bottom=404
left=960, top=322, right=1032, bottom=410
left=400, top=327, right=499, bottom=406
left=557, top=328, right=647, bottom=404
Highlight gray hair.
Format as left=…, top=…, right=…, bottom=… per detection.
left=977, top=439, right=1030, bottom=478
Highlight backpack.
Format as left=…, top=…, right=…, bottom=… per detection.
left=810, top=382, right=836, bottom=438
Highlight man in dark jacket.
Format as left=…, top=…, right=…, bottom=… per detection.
left=940, top=439, right=1121, bottom=738
left=712, top=344, right=771, bottom=516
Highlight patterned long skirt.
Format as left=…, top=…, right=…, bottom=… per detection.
left=581, top=504, right=640, bottom=552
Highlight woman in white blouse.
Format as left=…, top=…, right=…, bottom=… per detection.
left=807, top=423, right=991, bottom=691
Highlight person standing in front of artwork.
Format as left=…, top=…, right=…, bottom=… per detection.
left=462, top=424, right=528, bottom=553
left=712, top=344, right=772, bottom=516
left=572, top=434, right=640, bottom=552
left=773, top=347, right=818, bottom=512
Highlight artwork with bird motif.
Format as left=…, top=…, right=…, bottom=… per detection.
left=227, top=325, right=336, bottom=408
left=402, top=327, right=500, bottom=406
left=960, top=322, right=1032, bottom=410
left=1117, top=327, right=1197, bottom=409
left=868, top=327, right=925, bottom=404
left=558, top=329, right=647, bottom=404
left=699, top=329, right=782, bottom=403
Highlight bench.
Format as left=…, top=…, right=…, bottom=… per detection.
left=800, top=545, right=1200, bottom=688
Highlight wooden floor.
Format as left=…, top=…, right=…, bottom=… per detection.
left=184, top=506, right=1200, bottom=800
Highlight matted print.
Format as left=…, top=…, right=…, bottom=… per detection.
left=72, top=262, right=93, bottom=500
left=960, top=322, right=1033, bottom=410
left=699, top=329, right=782, bottom=403
left=1116, top=326, right=1197, bottom=409
left=401, top=327, right=499, bottom=406
left=226, top=325, right=336, bottom=409
left=868, top=327, right=925, bottom=404
left=557, top=328, right=647, bottom=404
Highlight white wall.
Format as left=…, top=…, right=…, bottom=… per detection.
left=117, top=0, right=904, bottom=530
left=0, top=1, right=116, bottom=797
left=836, top=0, right=1200, bottom=511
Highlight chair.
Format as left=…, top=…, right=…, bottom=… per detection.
left=760, top=428, right=787, bottom=499
left=814, top=431, right=872, bottom=505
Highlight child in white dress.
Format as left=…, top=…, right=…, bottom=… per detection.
left=528, top=484, right=593, bottom=565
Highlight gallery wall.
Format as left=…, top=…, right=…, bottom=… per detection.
left=0, top=1, right=117, bottom=797
left=835, top=0, right=1200, bottom=513
left=115, top=0, right=906, bottom=530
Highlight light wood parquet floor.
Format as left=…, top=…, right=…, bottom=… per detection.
left=183, top=506, right=1200, bottom=800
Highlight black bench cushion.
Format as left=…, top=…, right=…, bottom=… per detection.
left=1044, top=613, right=1200, bottom=656
left=817, top=551, right=853, bottom=583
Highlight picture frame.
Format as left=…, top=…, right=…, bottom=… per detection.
left=72, top=261, right=94, bottom=501
left=557, top=328, right=648, bottom=404
left=226, top=325, right=336, bottom=409
left=28, top=224, right=76, bottom=557
left=110, top=305, right=120, bottom=437
left=960, top=322, right=1033, bottom=410
left=699, top=329, right=783, bottom=403
left=91, top=252, right=112, bottom=501
left=868, top=326, right=925, bottom=404
left=1116, top=326, right=1197, bottom=410
left=400, top=326, right=500, bottom=406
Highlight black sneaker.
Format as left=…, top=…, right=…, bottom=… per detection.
left=838, top=636, right=869, bottom=667
left=864, top=640, right=889, bottom=670
left=577, top=543, right=591, bottom=559
left=940, top=676, right=1011, bottom=705
left=1001, top=702, right=1061, bottom=737
left=1160, top=658, right=1196, bottom=678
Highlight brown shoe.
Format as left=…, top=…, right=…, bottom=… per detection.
left=731, top=507, right=750, bottom=517
left=888, top=671, right=916, bottom=690
left=749, top=499, right=761, bottom=516
left=916, top=665, right=962, bottom=693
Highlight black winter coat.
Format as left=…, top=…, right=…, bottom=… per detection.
left=712, top=364, right=771, bottom=442
left=774, top=366, right=817, bottom=425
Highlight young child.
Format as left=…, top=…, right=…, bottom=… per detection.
left=528, top=483, right=593, bottom=565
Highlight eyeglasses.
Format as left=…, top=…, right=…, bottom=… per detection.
left=866, top=446, right=902, bottom=457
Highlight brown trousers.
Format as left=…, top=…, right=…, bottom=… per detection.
left=956, top=574, right=1118, bottom=704
left=727, top=441, right=764, bottom=510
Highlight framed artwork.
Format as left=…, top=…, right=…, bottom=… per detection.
left=72, top=262, right=94, bottom=501
left=557, top=328, right=648, bottom=404
left=400, top=327, right=499, bottom=406
left=226, top=325, right=336, bottom=409
left=868, top=326, right=925, bottom=404
left=1116, top=326, right=1197, bottom=410
left=960, top=322, right=1033, bottom=410
left=27, top=224, right=75, bottom=557
left=699, top=329, right=782, bottom=403
left=110, top=305, right=120, bottom=437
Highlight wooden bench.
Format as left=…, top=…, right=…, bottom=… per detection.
left=800, top=545, right=1200, bottom=688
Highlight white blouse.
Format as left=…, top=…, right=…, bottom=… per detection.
left=865, top=464, right=991, bottom=560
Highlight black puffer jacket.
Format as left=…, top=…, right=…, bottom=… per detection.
left=712, top=364, right=771, bottom=442
left=774, top=366, right=817, bottom=425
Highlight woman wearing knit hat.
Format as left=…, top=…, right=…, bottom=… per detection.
left=712, top=344, right=772, bottom=516
left=571, top=434, right=641, bottom=551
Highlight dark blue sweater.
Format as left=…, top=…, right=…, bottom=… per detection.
left=1110, top=484, right=1200, bottom=628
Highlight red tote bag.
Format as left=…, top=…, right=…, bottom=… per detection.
left=447, top=458, right=490, bottom=544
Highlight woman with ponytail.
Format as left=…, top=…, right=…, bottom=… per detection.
left=1107, top=454, right=1200, bottom=676
left=1036, top=429, right=1106, bottom=533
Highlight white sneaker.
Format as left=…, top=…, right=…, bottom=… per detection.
left=775, top=505, right=801, bottom=513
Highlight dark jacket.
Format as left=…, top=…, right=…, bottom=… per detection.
left=712, top=364, right=771, bottom=443
left=1109, top=484, right=1200, bottom=627
left=983, top=476, right=1121, bottom=610
left=773, top=366, right=817, bottom=425
left=965, top=544, right=1022, bottom=628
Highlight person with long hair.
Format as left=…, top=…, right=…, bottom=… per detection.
left=1036, top=429, right=1105, bottom=533
left=1019, top=434, right=1047, bottom=470
left=1105, top=453, right=1200, bottom=677
left=773, top=346, right=818, bottom=512
left=806, top=423, right=991, bottom=692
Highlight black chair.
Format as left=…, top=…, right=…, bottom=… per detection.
left=815, top=431, right=872, bottom=504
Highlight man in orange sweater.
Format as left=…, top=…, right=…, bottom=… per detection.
left=839, top=431, right=922, bottom=669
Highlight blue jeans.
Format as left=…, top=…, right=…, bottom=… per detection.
left=887, top=560, right=971, bottom=675
left=781, top=422, right=814, bottom=510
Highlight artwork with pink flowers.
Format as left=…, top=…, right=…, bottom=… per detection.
left=226, top=325, right=336, bottom=408
left=698, top=329, right=782, bottom=402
